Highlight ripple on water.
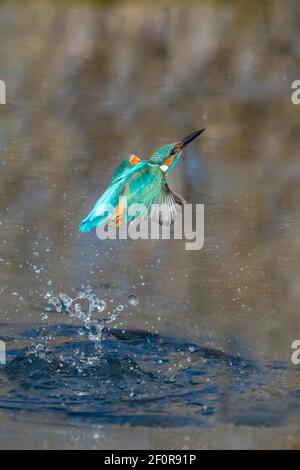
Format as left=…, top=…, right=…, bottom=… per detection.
left=0, top=289, right=300, bottom=427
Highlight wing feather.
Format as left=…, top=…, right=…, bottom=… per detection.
left=111, top=154, right=141, bottom=183
left=79, top=160, right=146, bottom=232
left=80, top=161, right=185, bottom=232
left=125, top=165, right=184, bottom=226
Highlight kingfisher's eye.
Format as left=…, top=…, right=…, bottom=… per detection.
left=169, top=148, right=176, bottom=156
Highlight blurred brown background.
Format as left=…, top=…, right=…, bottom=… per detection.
left=0, top=0, right=299, bottom=363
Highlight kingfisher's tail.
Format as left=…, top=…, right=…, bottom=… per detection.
left=79, top=180, right=123, bottom=233
left=79, top=213, right=105, bottom=233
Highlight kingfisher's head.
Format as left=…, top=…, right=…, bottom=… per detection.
left=148, top=129, right=205, bottom=174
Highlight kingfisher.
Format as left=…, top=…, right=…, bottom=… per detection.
left=79, top=129, right=205, bottom=232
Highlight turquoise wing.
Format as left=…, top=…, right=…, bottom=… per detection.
left=110, top=154, right=141, bottom=183
left=79, top=160, right=146, bottom=232
left=79, top=162, right=184, bottom=233
left=124, top=165, right=184, bottom=225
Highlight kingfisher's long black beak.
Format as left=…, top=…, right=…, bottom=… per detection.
left=180, top=128, right=205, bottom=149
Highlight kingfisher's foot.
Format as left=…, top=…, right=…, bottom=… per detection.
left=110, top=202, right=124, bottom=227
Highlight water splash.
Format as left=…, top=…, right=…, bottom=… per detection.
left=42, top=286, right=125, bottom=349
left=1, top=288, right=298, bottom=429
left=21, top=286, right=131, bottom=373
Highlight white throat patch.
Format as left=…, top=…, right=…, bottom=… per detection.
left=160, top=165, right=168, bottom=173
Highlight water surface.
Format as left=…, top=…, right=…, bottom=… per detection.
left=0, top=0, right=300, bottom=449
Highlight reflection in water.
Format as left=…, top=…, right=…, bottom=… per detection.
left=0, top=0, right=300, bottom=449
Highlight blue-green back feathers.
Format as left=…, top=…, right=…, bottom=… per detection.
left=79, top=142, right=186, bottom=232
left=79, top=160, right=146, bottom=232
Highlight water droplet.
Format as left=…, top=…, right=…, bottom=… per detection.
left=128, top=294, right=138, bottom=306
left=73, top=303, right=82, bottom=314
